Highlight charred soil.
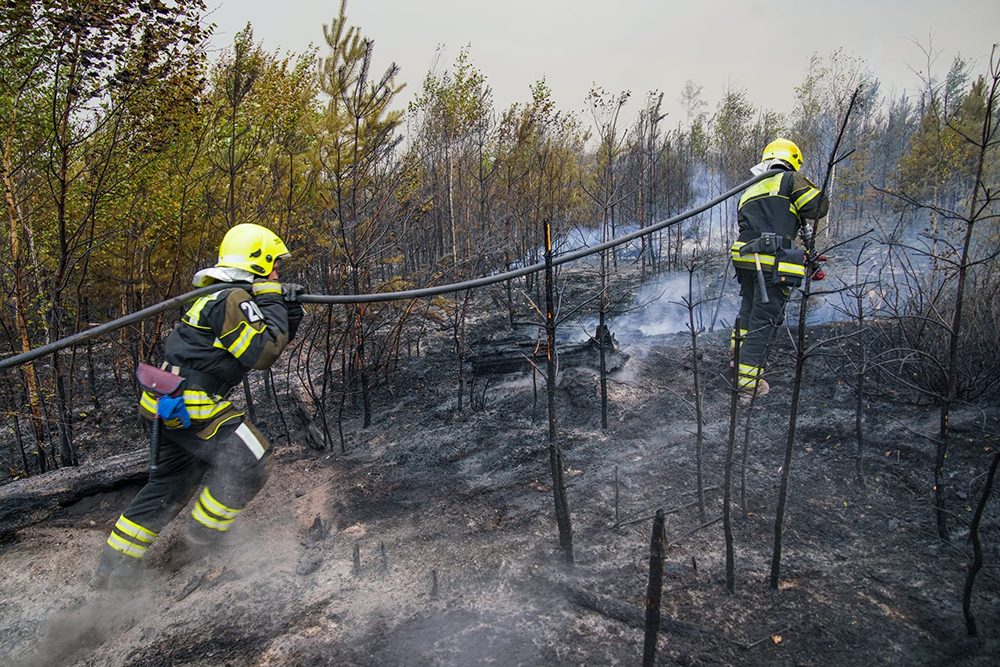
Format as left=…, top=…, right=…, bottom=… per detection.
left=1, top=285, right=999, bottom=666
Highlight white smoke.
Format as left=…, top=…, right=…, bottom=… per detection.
left=567, top=272, right=731, bottom=350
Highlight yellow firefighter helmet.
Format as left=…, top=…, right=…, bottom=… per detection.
left=761, top=138, right=803, bottom=171
left=216, top=224, right=289, bottom=277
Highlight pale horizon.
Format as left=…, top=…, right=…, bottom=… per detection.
left=206, top=0, right=999, bottom=125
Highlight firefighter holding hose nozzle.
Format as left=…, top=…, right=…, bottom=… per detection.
left=729, top=139, right=828, bottom=403
left=93, top=223, right=304, bottom=588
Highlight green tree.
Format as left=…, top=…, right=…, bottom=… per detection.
left=0, top=0, right=209, bottom=470
left=316, top=0, right=404, bottom=430
left=0, top=2, right=61, bottom=471
left=712, top=85, right=755, bottom=191
left=206, top=24, right=317, bottom=232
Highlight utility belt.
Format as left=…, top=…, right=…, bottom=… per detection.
left=730, top=232, right=807, bottom=287
left=136, top=362, right=243, bottom=471
left=737, top=229, right=794, bottom=249
left=160, top=363, right=234, bottom=398
left=138, top=363, right=237, bottom=429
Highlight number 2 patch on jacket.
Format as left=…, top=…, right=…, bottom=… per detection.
left=240, top=300, right=264, bottom=323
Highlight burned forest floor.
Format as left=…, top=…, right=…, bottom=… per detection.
left=2, top=266, right=999, bottom=666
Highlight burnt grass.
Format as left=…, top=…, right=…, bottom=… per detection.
left=1, top=270, right=999, bottom=666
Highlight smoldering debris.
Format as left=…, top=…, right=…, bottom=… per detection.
left=468, top=325, right=629, bottom=377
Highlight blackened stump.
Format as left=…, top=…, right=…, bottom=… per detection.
left=642, top=509, right=666, bottom=666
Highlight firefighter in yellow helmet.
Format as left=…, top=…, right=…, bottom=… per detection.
left=729, top=139, right=828, bottom=402
left=94, top=223, right=304, bottom=587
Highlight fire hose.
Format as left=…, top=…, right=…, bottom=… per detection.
left=0, top=170, right=784, bottom=373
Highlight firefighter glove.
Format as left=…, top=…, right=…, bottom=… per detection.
left=281, top=283, right=305, bottom=302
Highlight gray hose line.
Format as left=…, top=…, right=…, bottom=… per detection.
left=0, top=170, right=777, bottom=372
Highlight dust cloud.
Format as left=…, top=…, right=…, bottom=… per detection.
left=19, top=595, right=150, bottom=666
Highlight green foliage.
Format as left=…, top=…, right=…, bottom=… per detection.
left=897, top=76, right=994, bottom=208
left=316, top=0, right=404, bottom=278
left=712, top=85, right=758, bottom=188
left=1, top=1, right=998, bottom=475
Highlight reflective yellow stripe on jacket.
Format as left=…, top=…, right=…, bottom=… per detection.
left=731, top=241, right=806, bottom=281
left=140, top=389, right=233, bottom=422
left=219, top=321, right=262, bottom=359
left=738, top=173, right=784, bottom=208
left=730, top=241, right=775, bottom=270
left=777, top=261, right=806, bottom=277
left=182, top=292, right=223, bottom=329
left=792, top=186, right=821, bottom=213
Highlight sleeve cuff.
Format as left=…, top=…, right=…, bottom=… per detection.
left=251, top=281, right=282, bottom=296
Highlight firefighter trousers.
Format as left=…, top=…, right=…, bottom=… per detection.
left=101, top=414, right=272, bottom=565
left=733, top=269, right=790, bottom=389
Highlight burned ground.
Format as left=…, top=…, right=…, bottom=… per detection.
left=1, top=275, right=999, bottom=666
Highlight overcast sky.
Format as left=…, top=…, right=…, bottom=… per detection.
left=206, top=0, right=999, bottom=124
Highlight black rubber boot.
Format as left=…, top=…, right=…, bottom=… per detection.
left=92, top=544, right=143, bottom=589
left=181, top=521, right=227, bottom=563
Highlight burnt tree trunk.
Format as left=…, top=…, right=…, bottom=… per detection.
left=724, top=318, right=740, bottom=593
left=642, top=509, right=666, bottom=666
left=766, top=85, right=859, bottom=587
left=544, top=220, right=573, bottom=564
left=740, top=402, right=753, bottom=522
left=242, top=376, right=256, bottom=423
left=770, top=278, right=811, bottom=590
left=599, top=307, right=608, bottom=430
left=686, top=261, right=707, bottom=523
left=855, top=348, right=867, bottom=487
left=599, top=194, right=610, bottom=431
left=454, top=289, right=473, bottom=413
left=963, top=449, right=1000, bottom=636
left=0, top=449, right=149, bottom=535
left=935, top=412, right=950, bottom=541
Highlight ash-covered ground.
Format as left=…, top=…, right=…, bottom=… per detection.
left=1, top=265, right=998, bottom=666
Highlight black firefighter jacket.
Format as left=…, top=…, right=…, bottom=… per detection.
left=730, top=169, right=829, bottom=285
left=139, top=281, right=297, bottom=436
